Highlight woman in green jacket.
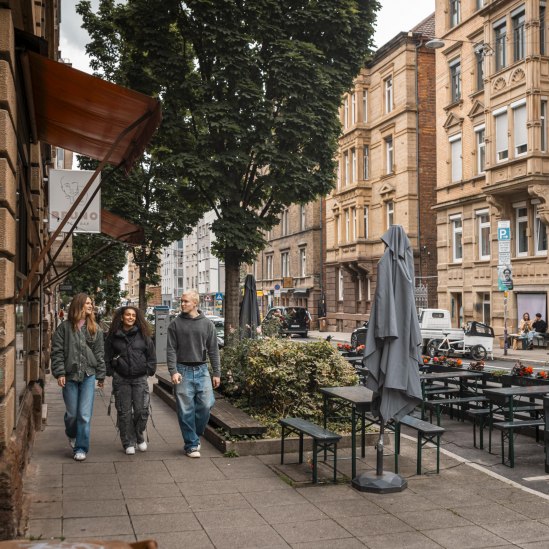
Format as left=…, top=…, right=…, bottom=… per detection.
left=51, top=293, right=105, bottom=461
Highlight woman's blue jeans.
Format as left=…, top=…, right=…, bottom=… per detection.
left=63, top=374, right=96, bottom=454
left=174, top=364, right=215, bottom=452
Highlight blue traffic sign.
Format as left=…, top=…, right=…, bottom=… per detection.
left=274, top=284, right=281, bottom=290
left=215, top=292, right=223, bottom=300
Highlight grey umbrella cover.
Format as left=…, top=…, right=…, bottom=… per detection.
left=363, top=225, right=423, bottom=421
left=239, top=274, right=261, bottom=338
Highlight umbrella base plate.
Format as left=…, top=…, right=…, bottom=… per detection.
left=351, top=472, right=407, bottom=494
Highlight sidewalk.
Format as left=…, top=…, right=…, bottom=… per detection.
left=22, top=374, right=549, bottom=548
left=308, top=330, right=549, bottom=366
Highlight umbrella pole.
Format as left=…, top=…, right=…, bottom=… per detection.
left=352, top=417, right=408, bottom=494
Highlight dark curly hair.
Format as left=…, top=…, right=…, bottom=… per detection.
left=108, top=306, right=152, bottom=339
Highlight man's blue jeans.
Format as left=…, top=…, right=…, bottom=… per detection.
left=63, top=374, right=96, bottom=454
left=175, top=364, right=215, bottom=452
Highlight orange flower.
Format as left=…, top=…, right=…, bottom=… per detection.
left=456, top=359, right=463, bottom=366
left=526, top=366, right=534, bottom=375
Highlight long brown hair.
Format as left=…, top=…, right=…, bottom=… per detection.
left=108, top=306, right=152, bottom=339
left=67, top=293, right=97, bottom=336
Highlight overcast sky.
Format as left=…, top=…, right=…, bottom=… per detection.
left=60, top=0, right=435, bottom=73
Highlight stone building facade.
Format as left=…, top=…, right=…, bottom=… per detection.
left=433, top=0, right=549, bottom=334
left=324, top=16, right=439, bottom=333
left=253, top=201, right=323, bottom=326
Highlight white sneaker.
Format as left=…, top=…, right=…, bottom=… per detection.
left=68, top=438, right=76, bottom=449
left=197, top=443, right=201, bottom=451
left=73, top=451, right=86, bottom=461
left=137, top=441, right=148, bottom=452
left=186, top=448, right=201, bottom=458
left=125, top=446, right=136, bottom=455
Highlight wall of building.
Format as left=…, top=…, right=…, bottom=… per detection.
left=433, top=0, right=549, bottom=337
left=0, top=1, right=61, bottom=539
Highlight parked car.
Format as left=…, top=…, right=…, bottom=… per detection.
left=350, top=321, right=368, bottom=349
left=206, top=315, right=225, bottom=348
left=263, top=306, right=311, bottom=338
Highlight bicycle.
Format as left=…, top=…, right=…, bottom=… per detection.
left=426, top=321, right=493, bottom=361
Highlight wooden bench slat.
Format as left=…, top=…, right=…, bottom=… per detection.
left=400, top=415, right=445, bottom=434
left=493, top=419, right=544, bottom=429
left=428, top=396, right=487, bottom=405
left=280, top=418, right=341, bottom=441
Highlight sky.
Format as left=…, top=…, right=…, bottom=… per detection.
left=60, top=0, right=436, bottom=73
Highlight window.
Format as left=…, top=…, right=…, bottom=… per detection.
left=344, top=151, right=349, bottom=186
left=281, top=208, right=289, bottom=235
left=494, top=109, right=509, bottom=161
left=358, top=277, right=362, bottom=302
left=450, top=0, right=461, bottom=27
left=351, top=92, right=356, bottom=124
left=515, top=205, right=529, bottom=256
left=385, top=76, right=393, bottom=113
left=475, top=46, right=484, bottom=90
left=513, top=100, right=527, bottom=156
left=363, top=145, right=369, bottom=179
left=475, top=125, right=486, bottom=174
left=300, top=205, right=306, bottom=231
left=281, top=251, right=290, bottom=277
left=299, top=248, right=307, bottom=277
left=386, top=201, right=394, bottom=228
left=266, top=255, right=273, bottom=279
left=535, top=204, right=548, bottom=254
left=343, top=96, right=348, bottom=128
left=56, top=147, right=65, bottom=169
left=451, top=216, right=463, bottom=262
left=494, top=20, right=507, bottom=71
left=542, top=100, right=547, bottom=152
left=363, top=206, right=369, bottom=238
left=449, top=59, right=461, bottom=102
left=541, top=4, right=546, bottom=56
left=352, top=207, right=357, bottom=240
left=480, top=292, right=490, bottom=325
left=351, top=148, right=357, bottom=182
left=385, top=136, right=394, bottom=174
left=449, top=134, right=462, bottom=182
left=362, top=89, right=368, bottom=122
left=345, top=209, right=350, bottom=241
left=476, top=0, right=484, bottom=8
left=512, top=9, right=526, bottom=62
left=338, top=267, right=344, bottom=301
left=477, top=210, right=490, bottom=260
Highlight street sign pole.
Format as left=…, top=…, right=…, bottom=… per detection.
left=503, top=291, right=508, bottom=356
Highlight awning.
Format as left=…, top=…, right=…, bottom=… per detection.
left=293, top=287, right=312, bottom=296
left=101, top=209, right=144, bottom=245
left=21, top=51, right=162, bottom=171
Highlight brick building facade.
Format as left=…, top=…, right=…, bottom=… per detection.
left=324, top=15, right=439, bottom=333
left=433, top=0, right=549, bottom=334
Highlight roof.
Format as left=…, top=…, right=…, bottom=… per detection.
left=22, top=51, right=162, bottom=172
left=410, top=12, right=436, bottom=39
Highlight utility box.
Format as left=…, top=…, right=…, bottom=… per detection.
left=154, top=306, right=170, bottom=364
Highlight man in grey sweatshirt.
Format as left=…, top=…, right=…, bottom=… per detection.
left=167, top=289, right=221, bottom=457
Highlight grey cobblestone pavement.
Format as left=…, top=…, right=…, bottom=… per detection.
left=21, top=369, right=549, bottom=549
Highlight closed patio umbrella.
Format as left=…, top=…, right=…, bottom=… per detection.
left=239, top=274, right=261, bottom=339
left=353, top=225, right=423, bottom=493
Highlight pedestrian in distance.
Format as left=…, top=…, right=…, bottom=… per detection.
left=167, top=289, right=221, bottom=458
left=51, top=293, right=105, bottom=461
left=105, top=306, right=156, bottom=455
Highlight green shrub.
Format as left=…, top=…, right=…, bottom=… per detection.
left=220, top=338, right=358, bottom=432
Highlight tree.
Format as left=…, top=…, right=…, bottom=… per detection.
left=65, top=233, right=126, bottom=313
left=78, top=0, right=379, bottom=331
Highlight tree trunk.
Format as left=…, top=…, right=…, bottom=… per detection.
left=138, top=265, right=148, bottom=312
left=224, top=248, right=242, bottom=342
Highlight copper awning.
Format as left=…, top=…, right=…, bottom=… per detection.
left=101, top=209, right=144, bottom=245
left=22, top=50, right=161, bottom=171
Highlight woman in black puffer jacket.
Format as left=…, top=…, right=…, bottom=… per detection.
left=105, top=306, right=156, bottom=455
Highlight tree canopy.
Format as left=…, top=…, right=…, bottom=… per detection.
left=77, top=0, right=379, bottom=328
